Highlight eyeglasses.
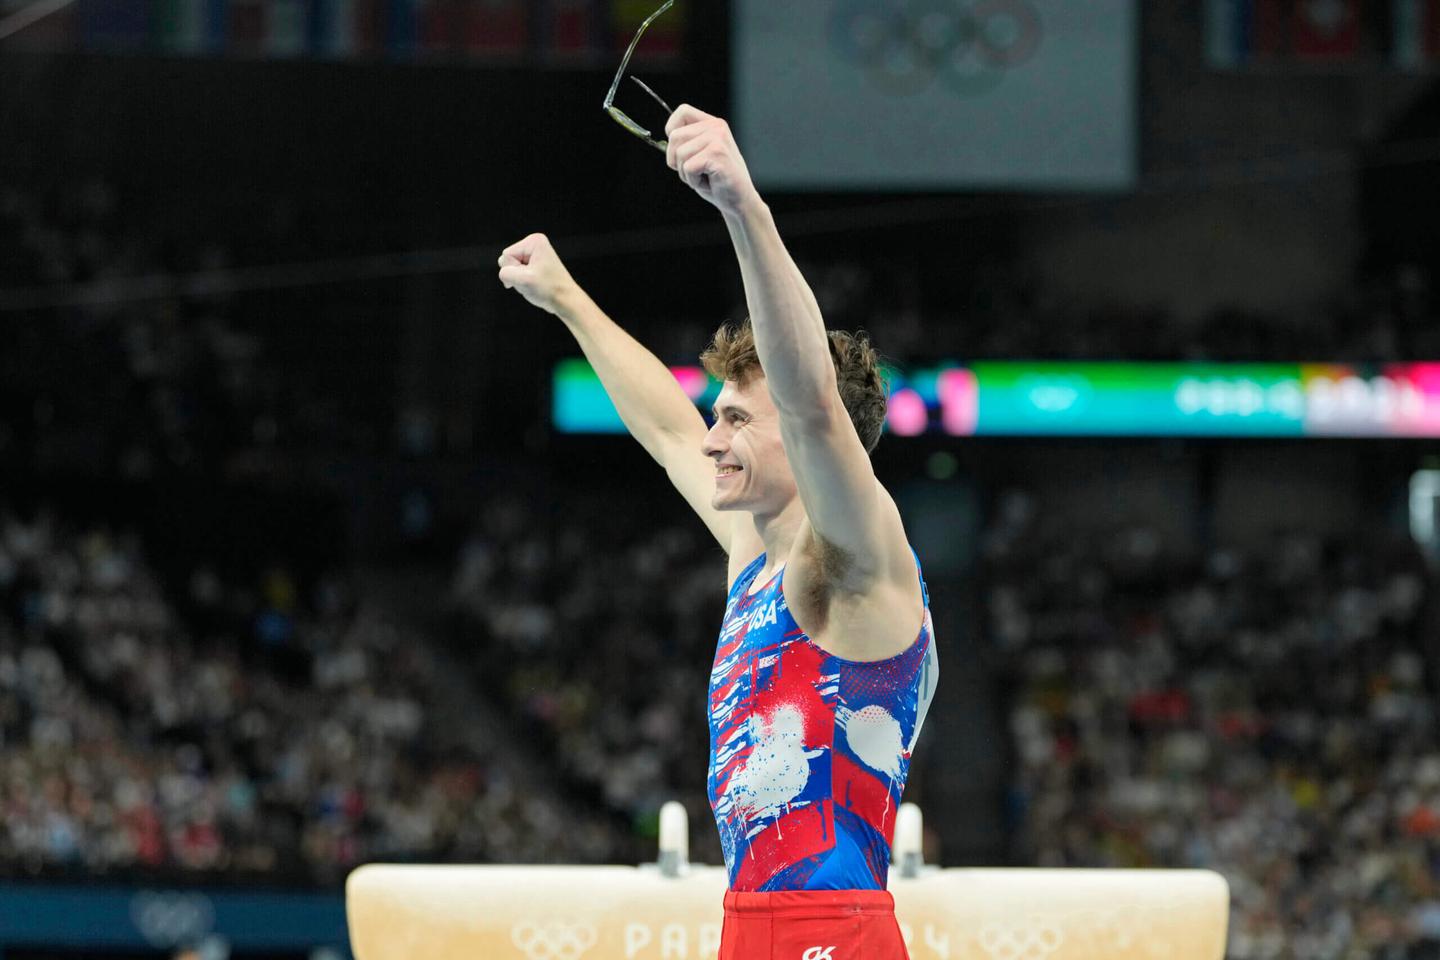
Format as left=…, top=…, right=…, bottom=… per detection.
left=603, top=0, right=676, bottom=152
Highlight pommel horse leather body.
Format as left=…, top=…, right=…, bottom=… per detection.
left=346, top=864, right=1229, bottom=960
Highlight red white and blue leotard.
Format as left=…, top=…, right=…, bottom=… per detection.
left=706, top=550, right=938, bottom=892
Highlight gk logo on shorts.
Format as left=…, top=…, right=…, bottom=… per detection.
left=802, top=948, right=837, bottom=960
left=509, top=920, right=598, bottom=960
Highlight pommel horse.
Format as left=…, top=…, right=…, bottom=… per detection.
left=346, top=803, right=1230, bottom=959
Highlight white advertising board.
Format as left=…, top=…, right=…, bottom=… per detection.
left=733, top=0, right=1138, bottom=190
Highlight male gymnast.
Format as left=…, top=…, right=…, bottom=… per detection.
left=498, top=104, right=939, bottom=960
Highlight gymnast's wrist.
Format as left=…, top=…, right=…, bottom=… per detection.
left=553, top=284, right=596, bottom=326
left=550, top=284, right=601, bottom=331
left=721, top=192, right=770, bottom=233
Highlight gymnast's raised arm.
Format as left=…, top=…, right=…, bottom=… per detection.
left=662, top=106, right=915, bottom=598
left=497, top=234, right=736, bottom=553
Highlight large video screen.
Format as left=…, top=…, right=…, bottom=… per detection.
left=733, top=0, right=1138, bottom=190
left=553, top=360, right=1440, bottom=439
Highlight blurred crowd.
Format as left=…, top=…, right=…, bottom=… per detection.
left=8, top=466, right=1440, bottom=960
left=447, top=489, right=727, bottom=866
left=1, top=177, right=260, bottom=477
left=986, top=491, right=1440, bottom=960
left=0, top=506, right=607, bottom=883
left=0, top=175, right=388, bottom=482
left=802, top=255, right=1438, bottom=365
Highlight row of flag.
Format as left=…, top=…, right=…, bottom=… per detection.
left=1207, top=0, right=1440, bottom=69
left=1, top=0, right=683, bottom=62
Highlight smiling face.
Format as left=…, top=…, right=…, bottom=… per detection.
left=702, top=375, right=798, bottom=517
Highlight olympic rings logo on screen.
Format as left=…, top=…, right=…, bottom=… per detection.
left=510, top=920, right=599, bottom=960
left=828, top=0, right=1043, bottom=97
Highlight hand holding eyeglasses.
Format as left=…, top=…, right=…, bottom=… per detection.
left=664, top=105, right=761, bottom=218
left=603, top=2, right=760, bottom=216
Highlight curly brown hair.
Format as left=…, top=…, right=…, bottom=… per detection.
left=699, top=318, right=890, bottom=454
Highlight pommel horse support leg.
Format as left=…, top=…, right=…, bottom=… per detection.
left=346, top=804, right=1230, bottom=960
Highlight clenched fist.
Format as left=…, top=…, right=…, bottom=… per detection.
left=665, top=105, right=761, bottom=216
left=497, top=233, right=583, bottom=318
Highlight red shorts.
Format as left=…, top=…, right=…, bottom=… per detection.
left=719, top=889, right=910, bottom=960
